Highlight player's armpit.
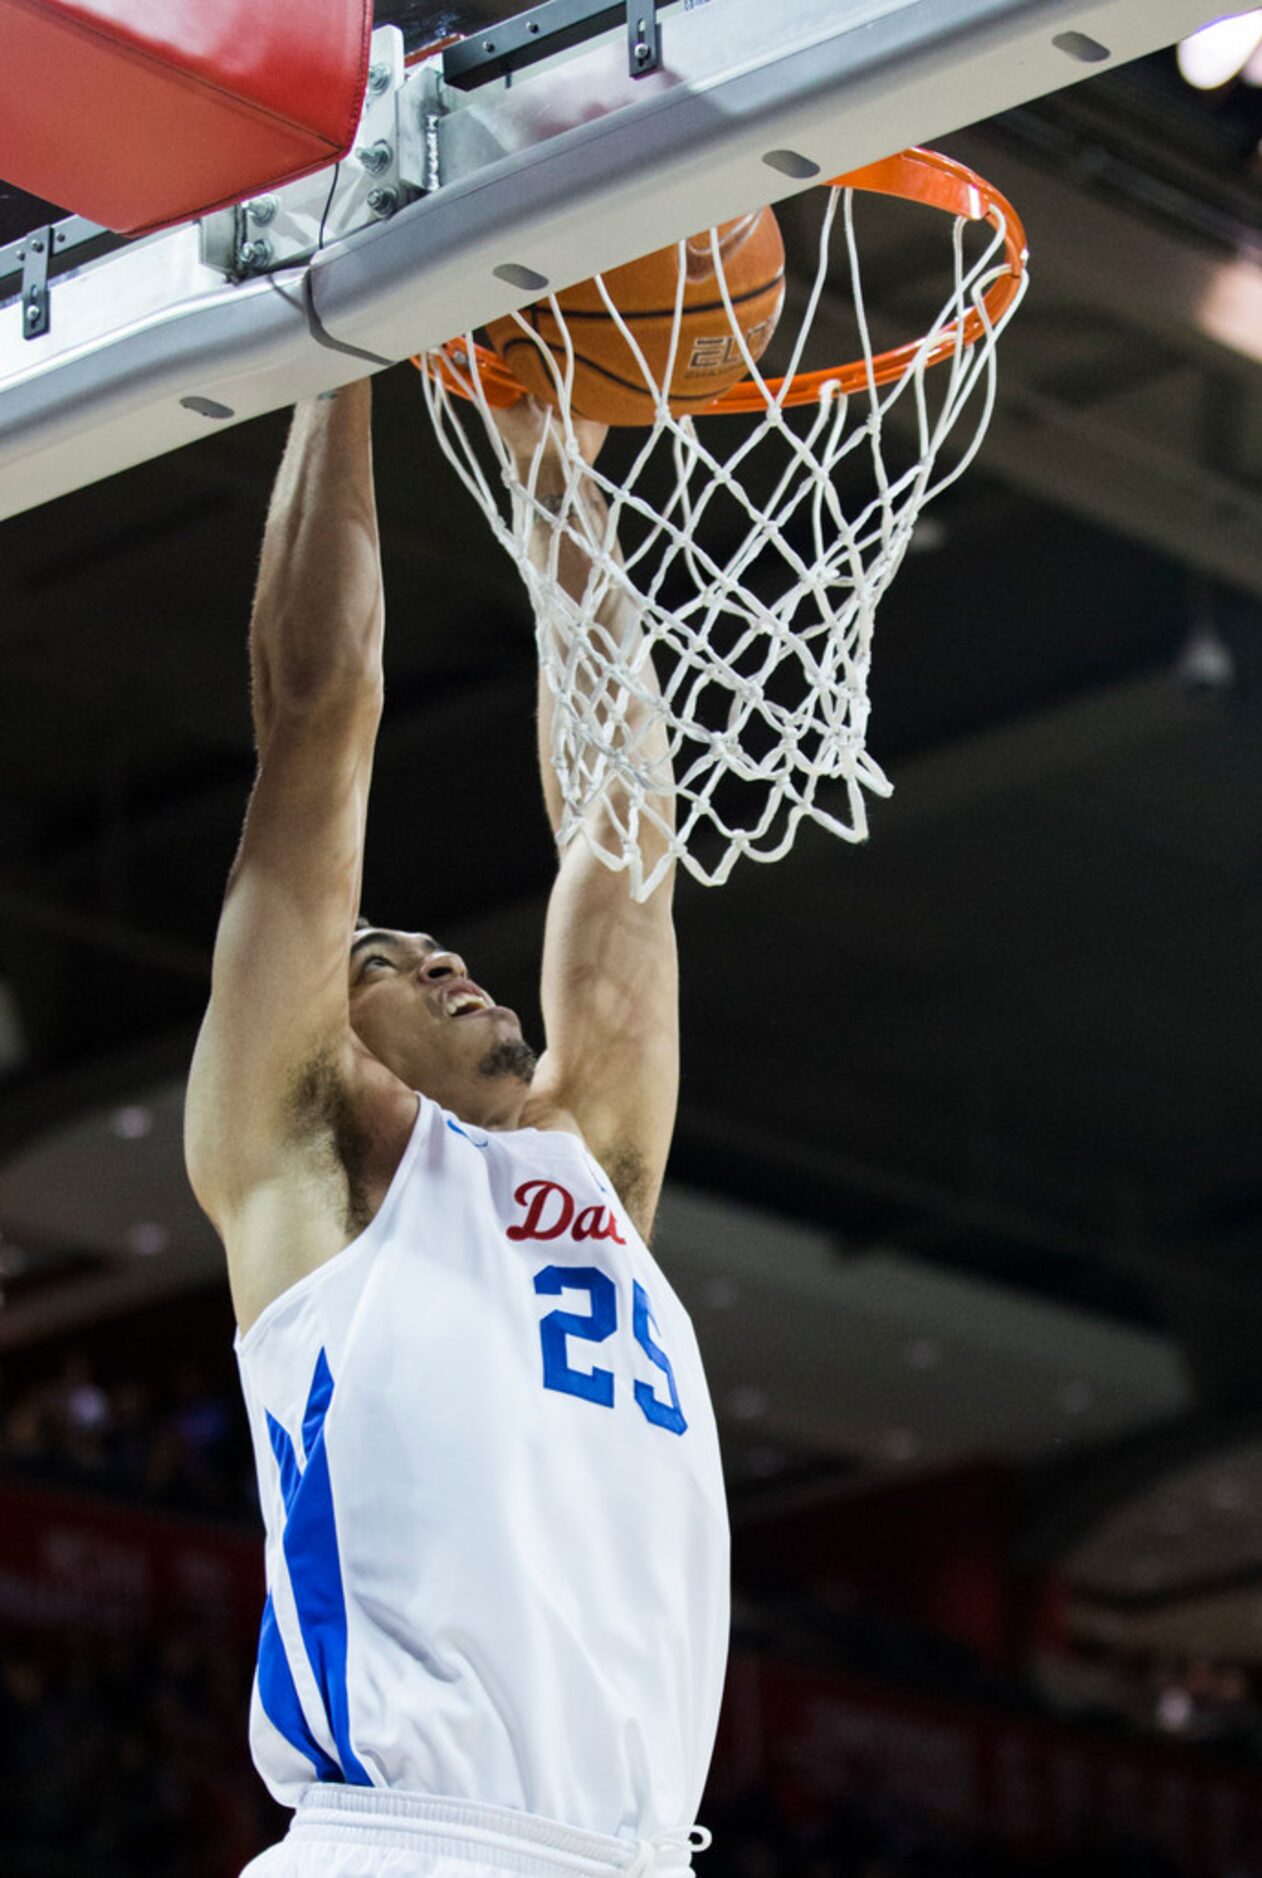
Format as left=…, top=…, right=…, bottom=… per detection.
left=524, top=833, right=679, bottom=1240
left=184, top=685, right=381, bottom=1225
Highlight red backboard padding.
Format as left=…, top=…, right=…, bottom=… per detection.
left=0, top=0, right=374, bottom=235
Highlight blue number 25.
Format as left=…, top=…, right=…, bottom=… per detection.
left=532, top=1266, right=687, bottom=1436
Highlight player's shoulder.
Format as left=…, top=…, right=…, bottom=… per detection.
left=215, top=1045, right=420, bottom=1337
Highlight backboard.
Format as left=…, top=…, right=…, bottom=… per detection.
left=0, top=0, right=1225, bottom=519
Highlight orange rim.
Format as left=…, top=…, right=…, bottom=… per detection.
left=415, top=147, right=1028, bottom=415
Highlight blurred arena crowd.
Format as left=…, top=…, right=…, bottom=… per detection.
left=2, top=1348, right=1262, bottom=1876
left=2, top=1350, right=252, bottom=1521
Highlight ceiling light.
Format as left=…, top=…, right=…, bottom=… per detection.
left=111, top=1105, right=153, bottom=1140
left=908, top=515, right=948, bottom=553
left=1177, top=11, right=1262, bottom=89
left=126, top=1222, right=169, bottom=1256
left=882, top=1428, right=921, bottom=1463
left=1176, top=618, right=1236, bottom=692
left=1195, top=255, right=1262, bottom=367
left=726, top=1384, right=769, bottom=1422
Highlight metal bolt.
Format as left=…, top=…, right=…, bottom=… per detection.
left=25, top=301, right=41, bottom=325
left=246, top=195, right=278, bottom=224
left=367, top=186, right=399, bottom=218
left=236, top=237, right=272, bottom=270
left=633, top=38, right=651, bottom=61
left=367, top=60, right=391, bottom=94
left=31, top=238, right=44, bottom=253
left=356, top=139, right=392, bottom=176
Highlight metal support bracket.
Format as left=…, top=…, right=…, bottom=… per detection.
left=21, top=227, right=52, bottom=339
left=1, top=216, right=135, bottom=340
left=628, top=0, right=661, bottom=76
left=443, top=0, right=664, bottom=90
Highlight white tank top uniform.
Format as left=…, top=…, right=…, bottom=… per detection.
left=234, top=1092, right=731, bottom=1877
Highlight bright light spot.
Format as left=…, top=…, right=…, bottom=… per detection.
left=1177, top=622, right=1236, bottom=691
left=1177, top=11, right=1262, bottom=89
left=702, top=1276, right=740, bottom=1310
left=908, top=515, right=948, bottom=554
left=1196, top=254, right=1262, bottom=365
left=111, top=1105, right=153, bottom=1140
left=1060, top=1380, right=1094, bottom=1415
left=883, top=1428, right=921, bottom=1463
left=726, top=1384, right=769, bottom=1422
left=126, top=1222, right=169, bottom=1256
left=1157, top=1686, right=1193, bottom=1731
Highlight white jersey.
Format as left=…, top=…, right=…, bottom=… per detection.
left=233, top=1091, right=730, bottom=1845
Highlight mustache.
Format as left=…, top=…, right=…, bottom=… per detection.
left=477, top=1039, right=538, bottom=1085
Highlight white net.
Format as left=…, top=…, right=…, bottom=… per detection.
left=420, top=161, right=1027, bottom=900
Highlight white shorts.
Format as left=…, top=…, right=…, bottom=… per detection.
left=239, top=1787, right=711, bottom=1878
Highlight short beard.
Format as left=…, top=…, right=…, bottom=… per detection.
left=477, top=1039, right=538, bottom=1084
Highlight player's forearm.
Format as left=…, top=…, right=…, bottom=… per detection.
left=508, top=449, right=672, bottom=843
left=249, top=380, right=384, bottom=756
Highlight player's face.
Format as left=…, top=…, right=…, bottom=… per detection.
left=347, top=927, right=535, bottom=1106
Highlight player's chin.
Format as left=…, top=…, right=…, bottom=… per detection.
left=479, top=1004, right=522, bottom=1037
left=447, top=1005, right=519, bottom=1044
left=474, top=1020, right=537, bottom=1084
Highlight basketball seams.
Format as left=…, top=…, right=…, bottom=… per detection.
left=529, top=275, right=785, bottom=327
left=484, top=205, right=786, bottom=424
left=492, top=337, right=770, bottom=407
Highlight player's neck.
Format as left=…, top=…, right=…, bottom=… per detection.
left=424, top=1072, right=530, bottom=1134
left=461, top=1084, right=529, bottom=1132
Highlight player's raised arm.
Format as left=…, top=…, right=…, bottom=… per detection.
left=495, top=401, right=679, bottom=1240
left=184, top=382, right=384, bottom=1248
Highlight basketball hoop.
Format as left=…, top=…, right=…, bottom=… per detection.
left=417, top=148, right=1029, bottom=899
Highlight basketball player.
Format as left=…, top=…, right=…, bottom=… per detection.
left=183, top=377, right=730, bottom=1878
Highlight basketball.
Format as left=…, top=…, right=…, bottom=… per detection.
left=484, top=207, right=786, bottom=426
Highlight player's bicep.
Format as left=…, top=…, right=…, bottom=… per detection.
left=531, top=839, right=679, bottom=1227
left=185, top=689, right=381, bottom=1214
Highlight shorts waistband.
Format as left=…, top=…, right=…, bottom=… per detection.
left=287, top=1787, right=711, bottom=1876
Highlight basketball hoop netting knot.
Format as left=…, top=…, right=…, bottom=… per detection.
left=419, top=149, right=1028, bottom=899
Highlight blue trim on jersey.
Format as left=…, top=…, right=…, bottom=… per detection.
left=266, top=1408, right=302, bottom=1507
left=302, top=1345, right=335, bottom=1462
left=256, top=1590, right=342, bottom=1783
left=263, top=1350, right=372, bottom=1787
left=447, top=1117, right=490, bottom=1148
